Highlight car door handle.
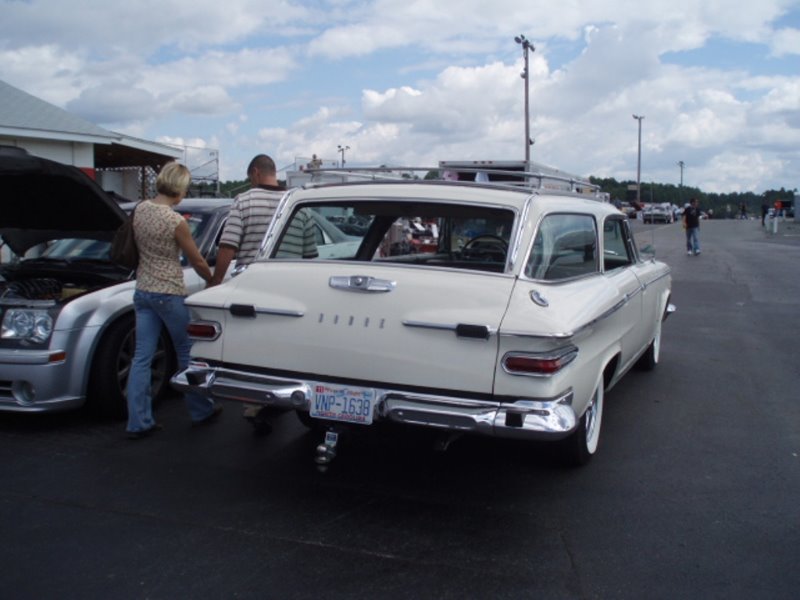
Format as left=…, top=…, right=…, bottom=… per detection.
left=229, top=304, right=256, bottom=317
left=329, top=275, right=396, bottom=293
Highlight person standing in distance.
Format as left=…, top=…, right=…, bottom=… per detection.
left=209, top=154, right=285, bottom=286
left=126, top=162, right=221, bottom=439
left=683, top=197, right=701, bottom=256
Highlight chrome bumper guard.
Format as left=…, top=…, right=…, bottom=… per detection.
left=171, top=365, right=577, bottom=440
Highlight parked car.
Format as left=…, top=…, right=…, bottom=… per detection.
left=643, top=203, right=674, bottom=224
left=308, top=210, right=362, bottom=259
left=618, top=201, right=638, bottom=219
left=172, top=179, right=674, bottom=466
left=0, top=145, right=232, bottom=417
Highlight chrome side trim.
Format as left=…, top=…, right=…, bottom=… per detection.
left=402, top=320, right=456, bottom=332
left=204, top=303, right=302, bottom=318
left=171, top=366, right=577, bottom=440
left=624, top=286, right=643, bottom=301
left=508, top=196, right=532, bottom=270
left=639, top=269, right=672, bottom=289
left=253, top=307, right=304, bottom=317
left=499, top=330, right=574, bottom=340
left=402, top=320, right=497, bottom=338
left=256, top=189, right=294, bottom=259
left=501, top=288, right=637, bottom=340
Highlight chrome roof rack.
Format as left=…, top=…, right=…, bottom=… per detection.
left=287, top=164, right=606, bottom=201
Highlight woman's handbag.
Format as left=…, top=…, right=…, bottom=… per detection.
left=110, top=203, right=139, bottom=269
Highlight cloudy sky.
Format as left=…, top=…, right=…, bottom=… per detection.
left=1, top=0, right=799, bottom=193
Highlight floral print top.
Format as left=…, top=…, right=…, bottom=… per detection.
left=133, top=200, right=186, bottom=296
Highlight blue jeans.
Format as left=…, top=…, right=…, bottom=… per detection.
left=126, top=290, right=215, bottom=432
left=686, top=227, right=700, bottom=254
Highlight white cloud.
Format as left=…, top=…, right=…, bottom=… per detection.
left=66, top=86, right=157, bottom=124
left=0, top=0, right=310, bottom=54
left=770, top=27, right=800, bottom=56
left=0, top=0, right=798, bottom=191
left=703, top=151, right=784, bottom=193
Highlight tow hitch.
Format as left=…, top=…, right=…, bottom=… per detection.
left=315, top=426, right=347, bottom=471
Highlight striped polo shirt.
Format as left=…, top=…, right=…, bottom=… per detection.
left=275, top=209, right=319, bottom=259
left=219, top=185, right=286, bottom=266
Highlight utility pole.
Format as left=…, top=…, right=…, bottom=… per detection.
left=337, top=144, right=350, bottom=167
left=633, top=114, right=645, bottom=207
left=515, top=35, right=535, bottom=164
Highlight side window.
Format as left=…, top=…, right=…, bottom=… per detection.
left=525, top=214, right=598, bottom=281
left=603, top=218, right=634, bottom=271
left=274, top=209, right=320, bottom=259
left=204, top=216, right=227, bottom=266
left=313, top=223, right=330, bottom=246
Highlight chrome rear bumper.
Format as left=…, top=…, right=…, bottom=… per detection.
left=172, top=364, right=578, bottom=440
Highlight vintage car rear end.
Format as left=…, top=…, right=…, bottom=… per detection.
left=174, top=178, right=673, bottom=465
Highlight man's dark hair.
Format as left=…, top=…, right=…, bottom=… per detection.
left=247, top=154, right=276, bottom=177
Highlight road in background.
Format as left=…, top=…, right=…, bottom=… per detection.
left=0, top=217, right=798, bottom=599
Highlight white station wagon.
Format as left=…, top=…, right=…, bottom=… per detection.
left=173, top=175, right=674, bottom=465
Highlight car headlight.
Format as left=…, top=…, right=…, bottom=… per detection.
left=1, top=309, right=54, bottom=343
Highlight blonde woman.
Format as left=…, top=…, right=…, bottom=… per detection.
left=126, top=162, right=221, bottom=439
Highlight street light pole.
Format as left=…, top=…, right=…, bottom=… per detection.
left=632, top=114, right=644, bottom=207
left=677, top=160, right=685, bottom=207
left=337, top=144, right=350, bottom=167
left=515, top=35, right=535, bottom=164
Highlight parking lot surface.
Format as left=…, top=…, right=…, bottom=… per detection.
left=1, top=217, right=798, bottom=599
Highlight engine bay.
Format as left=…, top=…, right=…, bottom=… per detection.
left=0, top=266, right=128, bottom=304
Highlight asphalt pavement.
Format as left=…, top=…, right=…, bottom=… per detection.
left=0, top=216, right=798, bottom=599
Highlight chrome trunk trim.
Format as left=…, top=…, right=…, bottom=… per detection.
left=329, top=275, right=396, bottom=293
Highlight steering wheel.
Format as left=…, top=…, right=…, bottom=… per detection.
left=461, top=235, right=508, bottom=261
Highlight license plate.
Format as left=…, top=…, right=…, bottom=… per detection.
left=311, top=383, right=375, bottom=425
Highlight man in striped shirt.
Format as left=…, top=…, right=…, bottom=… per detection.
left=209, top=154, right=285, bottom=286
left=208, top=154, right=318, bottom=433
left=275, top=208, right=319, bottom=259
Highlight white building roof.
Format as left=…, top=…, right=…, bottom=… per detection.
left=0, top=79, right=117, bottom=143
left=0, top=79, right=181, bottom=161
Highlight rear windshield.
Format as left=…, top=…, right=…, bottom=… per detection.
left=270, top=202, right=516, bottom=273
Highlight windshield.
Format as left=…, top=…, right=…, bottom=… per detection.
left=41, top=238, right=112, bottom=260
left=17, top=211, right=214, bottom=264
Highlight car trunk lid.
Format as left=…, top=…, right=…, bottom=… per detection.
left=214, top=261, right=516, bottom=396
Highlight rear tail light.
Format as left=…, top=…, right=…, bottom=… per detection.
left=502, top=346, right=578, bottom=377
left=187, top=320, right=221, bottom=341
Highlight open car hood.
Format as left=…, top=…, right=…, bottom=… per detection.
left=0, top=146, right=128, bottom=255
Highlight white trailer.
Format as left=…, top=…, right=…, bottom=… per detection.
left=438, top=159, right=603, bottom=198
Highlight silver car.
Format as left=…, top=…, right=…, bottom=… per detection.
left=643, top=203, right=674, bottom=224
left=0, top=146, right=231, bottom=417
